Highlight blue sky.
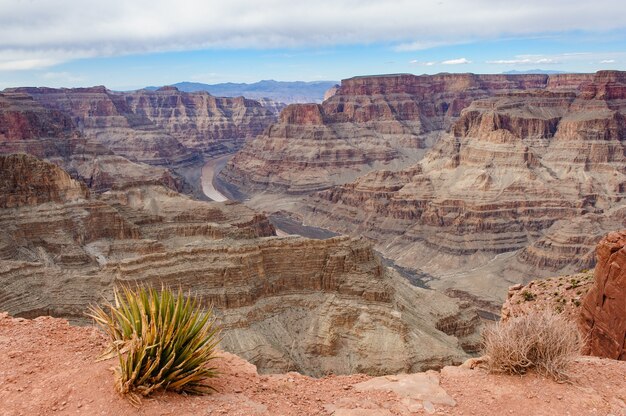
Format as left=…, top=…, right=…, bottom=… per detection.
left=1, top=0, right=625, bottom=90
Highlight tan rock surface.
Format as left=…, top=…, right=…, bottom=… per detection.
left=0, top=155, right=479, bottom=376
left=0, top=153, right=88, bottom=208
left=1, top=312, right=625, bottom=416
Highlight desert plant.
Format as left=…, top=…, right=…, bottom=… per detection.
left=521, top=291, right=536, bottom=301
left=482, top=310, right=581, bottom=382
left=88, top=285, right=220, bottom=402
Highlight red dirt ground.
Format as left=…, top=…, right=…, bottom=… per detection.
left=1, top=313, right=625, bottom=416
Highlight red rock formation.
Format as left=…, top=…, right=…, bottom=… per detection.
left=9, top=86, right=278, bottom=161
left=580, top=230, right=626, bottom=360
left=0, top=92, right=75, bottom=141
left=0, top=153, right=88, bottom=208
left=279, top=103, right=325, bottom=125
left=222, top=72, right=592, bottom=194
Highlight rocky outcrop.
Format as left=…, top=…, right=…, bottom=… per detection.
left=222, top=72, right=592, bottom=194
left=0, top=153, right=88, bottom=208
left=580, top=230, right=626, bottom=360
left=0, top=155, right=480, bottom=376
left=500, top=271, right=595, bottom=323
left=323, top=84, right=340, bottom=101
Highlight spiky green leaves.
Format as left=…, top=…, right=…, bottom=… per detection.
left=89, top=286, right=220, bottom=402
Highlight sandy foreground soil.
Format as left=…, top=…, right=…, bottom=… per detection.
left=1, top=312, right=625, bottom=416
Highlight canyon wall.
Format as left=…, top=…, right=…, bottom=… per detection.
left=1, top=86, right=280, bottom=195
left=8, top=85, right=277, bottom=161
left=220, top=71, right=625, bottom=301
left=221, top=72, right=593, bottom=193
left=0, top=91, right=187, bottom=193
left=0, top=154, right=480, bottom=376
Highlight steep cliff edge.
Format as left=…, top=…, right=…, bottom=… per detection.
left=0, top=154, right=480, bottom=376
left=221, top=72, right=592, bottom=194
left=580, top=230, right=626, bottom=360
left=2, top=312, right=625, bottom=415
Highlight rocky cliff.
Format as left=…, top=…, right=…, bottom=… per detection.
left=580, top=230, right=626, bottom=360
left=0, top=153, right=88, bottom=208
left=0, top=154, right=480, bottom=376
left=220, top=71, right=625, bottom=302
left=221, top=73, right=593, bottom=193
left=9, top=86, right=277, bottom=161
left=0, top=90, right=192, bottom=194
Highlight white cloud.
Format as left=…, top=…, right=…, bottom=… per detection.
left=1, top=0, right=626, bottom=70
left=442, top=58, right=472, bottom=65
left=395, top=40, right=461, bottom=52
left=486, top=53, right=626, bottom=67
left=410, top=60, right=436, bottom=66
left=0, top=58, right=59, bottom=71
left=487, top=56, right=560, bottom=65
left=410, top=58, right=473, bottom=66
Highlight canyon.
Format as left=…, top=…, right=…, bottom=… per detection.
left=0, top=154, right=481, bottom=376
left=1, top=85, right=279, bottom=198
left=2, top=70, right=625, bottom=379
left=220, top=71, right=626, bottom=303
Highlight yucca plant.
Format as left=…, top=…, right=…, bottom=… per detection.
left=88, top=285, right=220, bottom=402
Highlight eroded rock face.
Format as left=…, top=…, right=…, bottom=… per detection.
left=0, top=90, right=193, bottom=194
left=580, top=230, right=626, bottom=360
left=0, top=153, right=88, bottom=208
left=283, top=71, right=626, bottom=300
left=222, top=73, right=593, bottom=194
left=0, top=155, right=479, bottom=376
left=9, top=86, right=277, bottom=162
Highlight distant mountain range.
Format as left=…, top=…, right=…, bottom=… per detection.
left=502, top=69, right=568, bottom=75
left=144, top=80, right=339, bottom=104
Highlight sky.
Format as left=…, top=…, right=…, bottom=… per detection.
left=1, top=0, right=626, bottom=90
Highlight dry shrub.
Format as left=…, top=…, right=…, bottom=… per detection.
left=482, top=310, right=581, bottom=381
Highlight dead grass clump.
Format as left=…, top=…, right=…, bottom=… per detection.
left=482, top=310, right=581, bottom=381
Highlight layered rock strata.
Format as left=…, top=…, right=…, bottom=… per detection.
left=0, top=154, right=479, bottom=375
left=580, top=230, right=626, bottom=360
left=8, top=86, right=278, bottom=161
left=222, top=72, right=593, bottom=193
left=0, top=91, right=188, bottom=193
left=292, top=71, right=626, bottom=300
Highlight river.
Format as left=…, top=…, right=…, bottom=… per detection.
left=200, top=154, right=231, bottom=202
